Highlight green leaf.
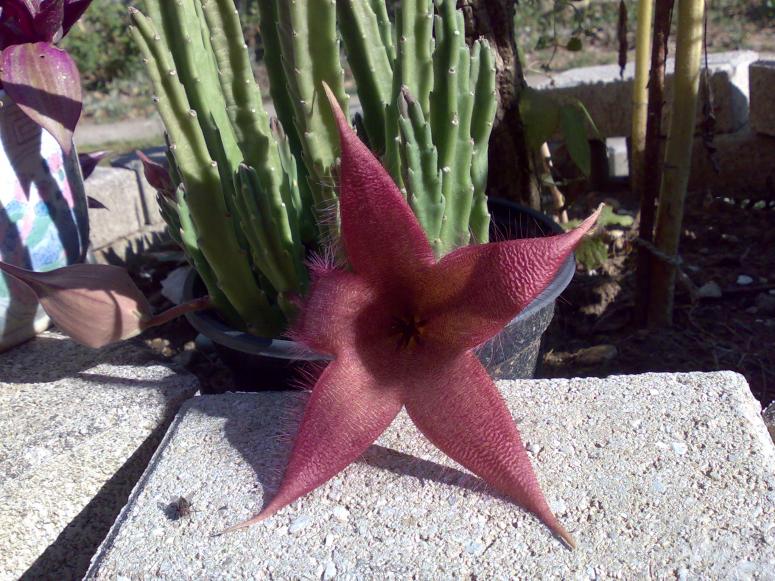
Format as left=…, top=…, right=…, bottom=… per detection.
left=519, top=87, right=561, bottom=150
left=559, top=103, right=591, bottom=176
left=575, top=238, right=609, bottom=270
left=598, top=206, right=634, bottom=227
left=566, top=37, right=583, bottom=51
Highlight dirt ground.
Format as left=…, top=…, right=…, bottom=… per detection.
left=541, top=189, right=775, bottom=408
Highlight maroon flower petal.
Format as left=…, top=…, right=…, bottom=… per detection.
left=221, top=352, right=404, bottom=533
left=322, top=83, right=435, bottom=288
left=0, top=42, right=82, bottom=153
left=0, top=261, right=152, bottom=348
left=420, top=208, right=601, bottom=352
left=405, top=352, right=575, bottom=547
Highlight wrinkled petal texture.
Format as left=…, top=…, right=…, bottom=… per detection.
left=0, top=42, right=82, bottom=153
left=323, top=83, right=434, bottom=289
left=420, top=209, right=601, bottom=351
left=405, top=352, right=573, bottom=546
left=0, top=261, right=152, bottom=348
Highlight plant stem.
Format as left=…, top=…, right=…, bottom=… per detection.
left=648, top=0, right=705, bottom=327
left=142, top=296, right=212, bottom=330
left=634, top=0, right=673, bottom=325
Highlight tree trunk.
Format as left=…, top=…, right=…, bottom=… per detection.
left=459, top=0, right=540, bottom=209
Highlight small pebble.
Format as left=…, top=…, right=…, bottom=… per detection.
left=698, top=281, right=722, bottom=299
left=737, top=275, right=754, bottom=286
left=526, top=442, right=542, bottom=455
left=325, top=533, right=335, bottom=547
left=464, top=540, right=485, bottom=556
left=288, top=514, right=311, bottom=534
left=671, top=442, right=688, bottom=455
left=323, top=560, right=337, bottom=580
left=332, top=506, right=350, bottom=522
left=652, top=477, right=667, bottom=494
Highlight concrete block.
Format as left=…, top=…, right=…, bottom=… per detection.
left=86, top=372, right=775, bottom=579
left=86, top=167, right=146, bottom=250
left=689, top=127, right=775, bottom=196
left=0, top=332, right=198, bottom=580
left=750, top=60, right=775, bottom=137
left=535, top=51, right=758, bottom=138
left=112, top=147, right=168, bottom=228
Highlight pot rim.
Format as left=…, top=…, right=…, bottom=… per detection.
left=183, top=199, right=575, bottom=361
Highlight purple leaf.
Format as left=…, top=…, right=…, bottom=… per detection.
left=62, top=0, right=92, bottom=36
left=0, top=42, right=82, bottom=153
left=0, top=2, right=36, bottom=47
left=34, top=0, right=64, bottom=42
left=0, top=260, right=152, bottom=348
left=86, top=196, right=107, bottom=210
left=78, top=149, right=108, bottom=179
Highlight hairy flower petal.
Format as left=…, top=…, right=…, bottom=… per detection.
left=222, top=352, right=404, bottom=533
left=420, top=208, right=601, bottom=351
left=0, top=261, right=152, bottom=348
left=322, top=83, right=434, bottom=288
left=0, top=42, right=82, bottom=153
left=405, top=352, right=575, bottom=547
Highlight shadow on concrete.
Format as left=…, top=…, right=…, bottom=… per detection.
left=18, top=397, right=184, bottom=581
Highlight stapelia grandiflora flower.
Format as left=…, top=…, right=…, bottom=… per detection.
left=223, top=85, right=601, bottom=548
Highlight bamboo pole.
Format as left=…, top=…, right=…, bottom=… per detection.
left=648, top=0, right=706, bottom=326
left=634, top=0, right=674, bottom=325
left=630, top=0, right=654, bottom=200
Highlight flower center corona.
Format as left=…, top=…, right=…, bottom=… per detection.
left=390, top=313, right=429, bottom=350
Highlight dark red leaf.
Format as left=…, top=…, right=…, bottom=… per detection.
left=78, top=149, right=108, bottom=180
left=0, top=260, right=152, bottom=348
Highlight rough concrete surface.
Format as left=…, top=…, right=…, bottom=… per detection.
left=0, top=332, right=198, bottom=580
left=534, top=51, right=758, bottom=138
left=750, top=60, right=775, bottom=137
left=87, top=371, right=775, bottom=579
left=86, top=167, right=147, bottom=250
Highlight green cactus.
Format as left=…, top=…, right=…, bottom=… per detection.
left=131, top=0, right=497, bottom=336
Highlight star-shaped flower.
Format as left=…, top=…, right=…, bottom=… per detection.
left=224, top=86, right=600, bottom=547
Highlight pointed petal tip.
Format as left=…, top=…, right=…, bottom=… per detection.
left=552, top=521, right=577, bottom=550
left=321, top=81, right=348, bottom=135
left=215, top=511, right=271, bottom=536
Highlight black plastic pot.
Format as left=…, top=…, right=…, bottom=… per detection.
left=183, top=198, right=574, bottom=390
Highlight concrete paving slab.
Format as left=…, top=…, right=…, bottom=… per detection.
left=750, top=60, right=775, bottom=137
left=534, top=51, right=758, bottom=138
left=0, top=332, right=198, bottom=580
left=87, top=371, right=775, bottom=579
